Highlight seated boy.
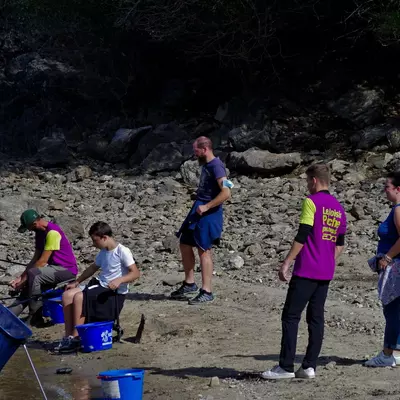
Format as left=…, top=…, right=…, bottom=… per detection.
left=57, top=221, right=140, bottom=353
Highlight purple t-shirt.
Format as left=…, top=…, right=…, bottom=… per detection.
left=35, top=221, right=78, bottom=275
left=293, top=191, right=347, bottom=281
left=196, top=157, right=227, bottom=202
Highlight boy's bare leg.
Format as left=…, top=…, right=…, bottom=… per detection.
left=62, top=287, right=81, bottom=337
left=71, top=291, right=85, bottom=337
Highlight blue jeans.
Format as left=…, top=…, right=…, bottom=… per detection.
left=383, top=296, right=400, bottom=349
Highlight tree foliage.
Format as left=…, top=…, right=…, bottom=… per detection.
left=2, top=0, right=400, bottom=70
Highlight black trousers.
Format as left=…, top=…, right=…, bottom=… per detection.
left=279, top=275, right=330, bottom=372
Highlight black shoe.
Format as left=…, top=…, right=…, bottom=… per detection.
left=170, top=282, right=199, bottom=300
left=57, top=336, right=81, bottom=354
left=23, top=308, right=45, bottom=327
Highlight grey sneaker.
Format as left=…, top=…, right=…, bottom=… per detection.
left=170, top=282, right=199, bottom=300
left=364, top=351, right=396, bottom=367
left=188, top=289, right=214, bottom=305
left=295, top=367, right=315, bottom=379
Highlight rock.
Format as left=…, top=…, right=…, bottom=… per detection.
left=228, top=255, right=244, bottom=270
left=86, top=134, right=109, bottom=160
left=245, top=243, right=263, bottom=256
left=228, top=126, right=273, bottom=152
left=6, top=52, right=77, bottom=86
left=51, top=215, right=85, bottom=242
left=328, top=87, right=383, bottom=128
left=140, top=142, right=192, bottom=173
left=162, top=235, right=180, bottom=254
left=72, top=165, right=92, bottom=181
left=180, top=160, right=201, bottom=187
left=367, top=153, right=393, bottom=169
left=353, top=124, right=393, bottom=150
left=4, top=264, right=25, bottom=277
left=325, top=361, right=337, bottom=370
left=328, top=159, right=351, bottom=177
left=130, top=122, right=194, bottom=166
left=349, top=205, right=364, bottom=220
left=49, top=200, right=65, bottom=211
left=162, top=276, right=182, bottom=286
left=0, top=196, right=47, bottom=226
left=227, top=149, right=302, bottom=176
left=35, top=131, right=71, bottom=167
left=209, top=377, right=220, bottom=387
left=387, top=126, right=400, bottom=150
left=104, top=126, right=152, bottom=163
left=214, top=97, right=266, bottom=128
left=386, top=152, right=400, bottom=171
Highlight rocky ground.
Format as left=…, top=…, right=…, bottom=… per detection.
left=0, top=154, right=399, bottom=399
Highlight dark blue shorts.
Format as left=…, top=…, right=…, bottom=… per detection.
left=179, top=229, right=220, bottom=249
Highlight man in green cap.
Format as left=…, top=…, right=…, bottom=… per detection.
left=9, top=209, right=78, bottom=326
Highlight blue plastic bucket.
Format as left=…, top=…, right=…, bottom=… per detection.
left=97, top=369, right=145, bottom=400
left=76, top=321, right=114, bottom=352
left=42, top=288, right=64, bottom=318
left=0, top=304, right=32, bottom=372
left=47, top=297, right=64, bottom=324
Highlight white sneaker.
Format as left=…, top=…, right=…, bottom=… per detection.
left=295, top=367, right=315, bottom=379
left=395, top=355, right=400, bottom=366
left=260, top=365, right=295, bottom=380
left=364, top=351, right=396, bottom=367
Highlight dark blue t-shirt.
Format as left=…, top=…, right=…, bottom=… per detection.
left=196, top=157, right=226, bottom=202
left=377, top=204, right=400, bottom=257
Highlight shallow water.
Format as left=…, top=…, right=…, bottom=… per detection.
left=0, top=346, right=104, bottom=400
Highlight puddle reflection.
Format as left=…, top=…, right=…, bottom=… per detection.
left=0, top=347, right=103, bottom=400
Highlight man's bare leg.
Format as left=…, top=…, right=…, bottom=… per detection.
left=188, top=247, right=214, bottom=304
left=170, top=243, right=198, bottom=299
left=198, top=248, right=213, bottom=293
left=180, top=243, right=196, bottom=284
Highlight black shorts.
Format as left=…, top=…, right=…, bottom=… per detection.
left=179, top=229, right=220, bottom=248
left=82, top=278, right=125, bottom=323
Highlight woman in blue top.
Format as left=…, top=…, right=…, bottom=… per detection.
left=365, top=171, right=400, bottom=367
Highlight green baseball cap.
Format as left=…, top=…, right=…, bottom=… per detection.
left=18, top=209, right=40, bottom=233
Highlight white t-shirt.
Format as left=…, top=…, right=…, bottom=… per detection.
left=95, top=244, right=135, bottom=294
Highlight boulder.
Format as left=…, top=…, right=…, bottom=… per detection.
left=228, top=126, right=273, bottom=151
left=227, top=149, right=302, bottom=176
left=104, top=126, right=152, bottom=163
left=0, top=196, right=48, bottom=226
left=86, top=134, right=109, bottom=160
left=35, top=131, right=71, bottom=167
left=180, top=160, right=201, bottom=187
left=352, top=124, right=392, bottom=150
left=140, top=142, right=192, bottom=173
left=71, top=165, right=92, bottom=181
left=328, top=87, right=383, bottom=128
left=130, top=122, right=193, bottom=166
left=51, top=215, right=85, bottom=242
left=387, top=126, right=400, bottom=150
left=6, top=52, right=77, bottom=86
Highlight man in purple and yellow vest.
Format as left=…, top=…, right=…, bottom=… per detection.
left=9, top=209, right=78, bottom=326
left=261, top=163, right=347, bottom=380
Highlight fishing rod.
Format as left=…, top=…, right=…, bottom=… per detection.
left=0, top=278, right=76, bottom=303
left=0, top=258, right=27, bottom=267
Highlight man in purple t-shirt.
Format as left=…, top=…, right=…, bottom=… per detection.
left=261, top=163, right=347, bottom=380
left=171, top=137, right=231, bottom=304
left=8, top=209, right=78, bottom=326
